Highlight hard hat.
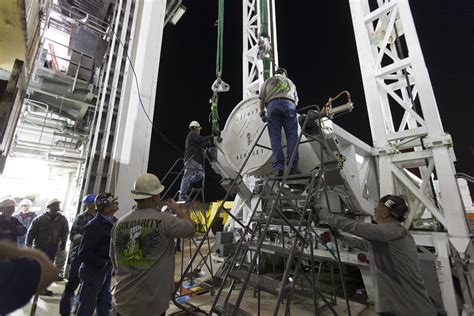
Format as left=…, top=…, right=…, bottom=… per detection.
left=189, top=121, right=201, bottom=129
left=275, top=67, right=287, bottom=76
left=19, top=199, right=33, bottom=206
left=95, top=193, right=117, bottom=211
left=45, top=198, right=61, bottom=207
left=82, top=194, right=97, bottom=206
left=380, top=195, right=408, bottom=221
left=0, top=197, right=16, bottom=208
left=130, top=173, right=165, bottom=200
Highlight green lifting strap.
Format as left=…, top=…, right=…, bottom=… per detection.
left=210, top=0, right=225, bottom=137
left=216, top=0, right=224, bottom=77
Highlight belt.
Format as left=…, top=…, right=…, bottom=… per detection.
left=266, top=97, right=294, bottom=105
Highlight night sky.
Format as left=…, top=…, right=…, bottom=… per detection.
left=149, top=1, right=474, bottom=202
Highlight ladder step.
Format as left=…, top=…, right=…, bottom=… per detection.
left=268, top=173, right=313, bottom=181
left=228, top=270, right=291, bottom=296
left=212, top=303, right=252, bottom=316
left=244, top=242, right=294, bottom=257
left=261, top=195, right=308, bottom=200
left=250, top=218, right=309, bottom=226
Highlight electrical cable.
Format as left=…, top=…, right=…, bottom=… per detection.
left=456, top=173, right=474, bottom=183
left=107, top=28, right=183, bottom=155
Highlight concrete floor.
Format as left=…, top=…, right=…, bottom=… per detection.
left=12, top=238, right=377, bottom=315
left=12, top=281, right=374, bottom=316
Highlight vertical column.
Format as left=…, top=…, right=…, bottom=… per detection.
left=110, top=0, right=167, bottom=216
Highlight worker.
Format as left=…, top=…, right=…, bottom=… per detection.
left=26, top=198, right=69, bottom=260
left=0, top=240, right=58, bottom=314
left=76, top=193, right=118, bottom=316
left=178, top=120, right=213, bottom=201
left=15, top=199, right=37, bottom=247
left=60, top=193, right=97, bottom=316
left=110, top=173, right=195, bottom=316
left=319, top=194, right=437, bottom=316
left=0, top=198, right=27, bottom=243
left=26, top=198, right=69, bottom=295
left=259, top=67, right=300, bottom=176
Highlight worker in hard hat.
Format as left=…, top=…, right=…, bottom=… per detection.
left=178, top=120, right=213, bottom=201
left=319, top=195, right=437, bottom=316
left=76, top=192, right=118, bottom=316
left=59, top=193, right=97, bottom=316
left=0, top=198, right=27, bottom=243
left=26, top=199, right=69, bottom=264
left=110, top=173, right=195, bottom=316
left=14, top=199, right=37, bottom=247
left=259, top=67, right=300, bottom=176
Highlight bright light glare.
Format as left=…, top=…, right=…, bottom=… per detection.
left=0, top=157, right=68, bottom=199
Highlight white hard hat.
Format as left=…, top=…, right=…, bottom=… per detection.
left=0, top=197, right=16, bottom=208
left=130, top=173, right=165, bottom=200
left=20, top=199, right=33, bottom=206
left=189, top=121, right=201, bottom=129
left=46, top=198, right=61, bottom=207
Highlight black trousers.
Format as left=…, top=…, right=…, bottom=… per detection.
left=59, top=255, right=81, bottom=314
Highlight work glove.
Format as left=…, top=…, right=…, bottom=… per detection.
left=260, top=111, right=267, bottom=123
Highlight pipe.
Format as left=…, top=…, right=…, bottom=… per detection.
left=48, top=153, right=85, bottom=162
left=15, top=140, right=81, bottom=153
left=55, top=140, right=81, bottom=149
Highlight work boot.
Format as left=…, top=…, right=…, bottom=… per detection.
left=289, top=168, right=301, bottom=175
left=40, top=289, right=54, bottom=296
left=272, top=169, right=284, bottom=177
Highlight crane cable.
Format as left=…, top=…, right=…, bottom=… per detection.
left=210, top=0, right=226, bottom=137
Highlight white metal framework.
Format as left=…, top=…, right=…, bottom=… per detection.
left=242, top=0, right=278, bottom=98
left=349, top=0, right=473, bottom=313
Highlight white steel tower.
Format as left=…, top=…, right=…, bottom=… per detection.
left=349, top=0, right=473, bottom=313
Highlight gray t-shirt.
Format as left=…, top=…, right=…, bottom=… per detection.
left=324, top=213, right=437, bottom=316
left=110, top=208, right=195, bottom=316
left=259, top=75, right=299, bottom=105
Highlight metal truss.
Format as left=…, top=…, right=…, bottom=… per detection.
left=242, top=0, right=278, bottom=98
left=349, top=0, right=473, bottom=313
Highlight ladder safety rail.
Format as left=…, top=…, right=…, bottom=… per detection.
left=172, top=124, right=269, bottom=314
left=208, top=112, right=347, bottom=315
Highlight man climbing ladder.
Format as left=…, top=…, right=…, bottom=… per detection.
left=178, top=121, right=213, bottom=202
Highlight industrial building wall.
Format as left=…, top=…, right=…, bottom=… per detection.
left=111, top=0, right=167, bottom=216
left=82, top=0, right=166, bottom=216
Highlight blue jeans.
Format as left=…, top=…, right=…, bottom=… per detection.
left=266, top=99, right=299, bottom=170
left=77, top=263, right=112, bottom=316
left=179, top=159, right=204, bottom=201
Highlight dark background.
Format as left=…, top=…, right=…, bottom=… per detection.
left=149, top=1, right=474, bottom=202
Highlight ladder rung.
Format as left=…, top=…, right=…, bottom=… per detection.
left=212, top=303, right=252, bottom=316
left=244, top=242, right=294, bottom=257
left=261, top=195, right=308, bottom=200
left=228, top=271, right=291, bottom=296
left=268, top=173, right=313, bottom=181
left=250, top=218, right=309, bottom=226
